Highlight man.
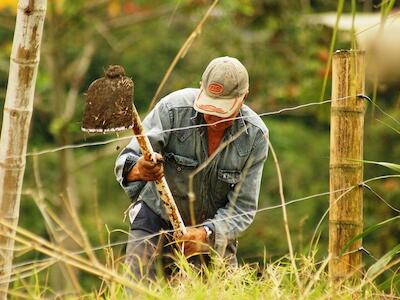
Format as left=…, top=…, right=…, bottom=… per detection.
left=115, top=56, right=268, bottom=279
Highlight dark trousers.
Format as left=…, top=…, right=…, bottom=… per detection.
left=124, top=201, right=237, bottom=280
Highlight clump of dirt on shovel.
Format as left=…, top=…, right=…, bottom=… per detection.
left=82, top=65, right=134, bottom=132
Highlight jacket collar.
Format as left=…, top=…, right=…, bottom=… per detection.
left=191, top=108, right=251, bottom=157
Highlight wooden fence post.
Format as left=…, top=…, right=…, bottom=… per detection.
left=0, top=1, right=47, bottom=298
left=329, top=50, right=365, bottom=280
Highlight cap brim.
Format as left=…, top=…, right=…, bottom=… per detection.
left=194, top=88, right=244, bottom=118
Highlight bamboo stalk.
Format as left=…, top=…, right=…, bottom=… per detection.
left=0, top=1, right=47, bottom=298
left=329, top=50, right=365, bottom=281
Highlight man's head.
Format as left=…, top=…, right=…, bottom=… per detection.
left=194, top=56, right=249, bottom=119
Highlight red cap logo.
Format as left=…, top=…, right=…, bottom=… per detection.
left=208, top=82, right=224, bottom=95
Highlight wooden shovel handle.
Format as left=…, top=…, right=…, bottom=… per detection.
left=131, top=106, right=187, bottom=238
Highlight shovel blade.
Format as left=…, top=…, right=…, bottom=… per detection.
left=82, top=65, right=134, bottom=133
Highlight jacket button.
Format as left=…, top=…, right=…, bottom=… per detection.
left=177, top=166, right=182, bottom=172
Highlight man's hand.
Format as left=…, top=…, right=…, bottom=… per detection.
left=127, top=153, right=164, bottom=182
left=180, top=227, right=209, bottom=257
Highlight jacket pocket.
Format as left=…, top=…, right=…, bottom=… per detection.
left=164, top=153, right=198, bottom=197
left=165, top=153, right=198, bottom=169
left=214, top=170, right=242, bottom=204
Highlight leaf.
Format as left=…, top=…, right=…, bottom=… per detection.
left=339, top=216, right=400, bottom=257
left=378, top=273, right=400, bottom=291
left=346, top=159, right=400, bottom=173
left=362, top=160, right=400, bottom=173
left=366, top=244, right=400, bottom=279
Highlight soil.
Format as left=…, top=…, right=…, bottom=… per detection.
left=82, top=65, right=134, bottom=132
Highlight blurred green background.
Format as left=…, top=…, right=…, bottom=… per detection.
left=0, top=0, right=399, bottom=291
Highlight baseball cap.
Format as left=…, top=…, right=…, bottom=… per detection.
left=194, top=56, right=249, bottom=118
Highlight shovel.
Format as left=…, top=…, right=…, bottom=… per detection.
left=81, top=65, right=187, bottom=239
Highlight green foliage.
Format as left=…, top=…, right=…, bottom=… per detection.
left=1, top=0, right=400, bottom=296
left=340, top=216, right=400, bottom=257
left=367, top=244, right=400, bottom=279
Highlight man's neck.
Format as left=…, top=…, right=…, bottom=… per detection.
left=207, top=127, right=226, bottom=156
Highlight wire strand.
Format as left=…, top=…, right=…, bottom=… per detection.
left=19, top=95, right=354, bottom=158
left=8, top=174, right=399, bottom=274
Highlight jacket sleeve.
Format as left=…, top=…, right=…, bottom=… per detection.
left=114, top=100, right=172, bottom=201
left=206, top=130, right=268, bottom=254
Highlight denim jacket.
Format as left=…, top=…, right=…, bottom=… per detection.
left=115, top=88, right=269, bottom=254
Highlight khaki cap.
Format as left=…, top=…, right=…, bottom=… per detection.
left=194, top=56, right=249, bottom=118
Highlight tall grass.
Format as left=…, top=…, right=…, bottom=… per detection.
left=3, top=161, right=398, bottom=299
left=7, top=248, right=398, bottom=299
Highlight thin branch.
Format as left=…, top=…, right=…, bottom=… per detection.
left=147, top=0, right=219, bottom=111
left=319, top=0, right=344, bottom=102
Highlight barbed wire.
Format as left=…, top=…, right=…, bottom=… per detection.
left=6, top=174, right=399, bottom=278
left=19, top=93, right=400, bottom=159
left=363, top=183, right=400, bottom=214
left=376, top=118, right=400, bottom=135
left=21, top=97, right=340, bottom=158
left=3, top=184, right=354, bottom=275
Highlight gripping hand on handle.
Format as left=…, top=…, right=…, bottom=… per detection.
left=127, top=153, right=164, bottom=182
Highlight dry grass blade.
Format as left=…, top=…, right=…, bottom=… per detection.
left=4, top=260, right=56, bottom=287
left=0, top=288, right=40, bottom=300
left=91, top=181, right=106, bottom=246
left=300, top=254, right=331, bottom=299
left=64, top=188, right=100, bottom=266
left=0, top=220, right=160, bottom=299
left=268, top=139, right=302, bottom=292
left=32, top=155, right=82, bottom=292
left=31, top=157, right=83, bottom=247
